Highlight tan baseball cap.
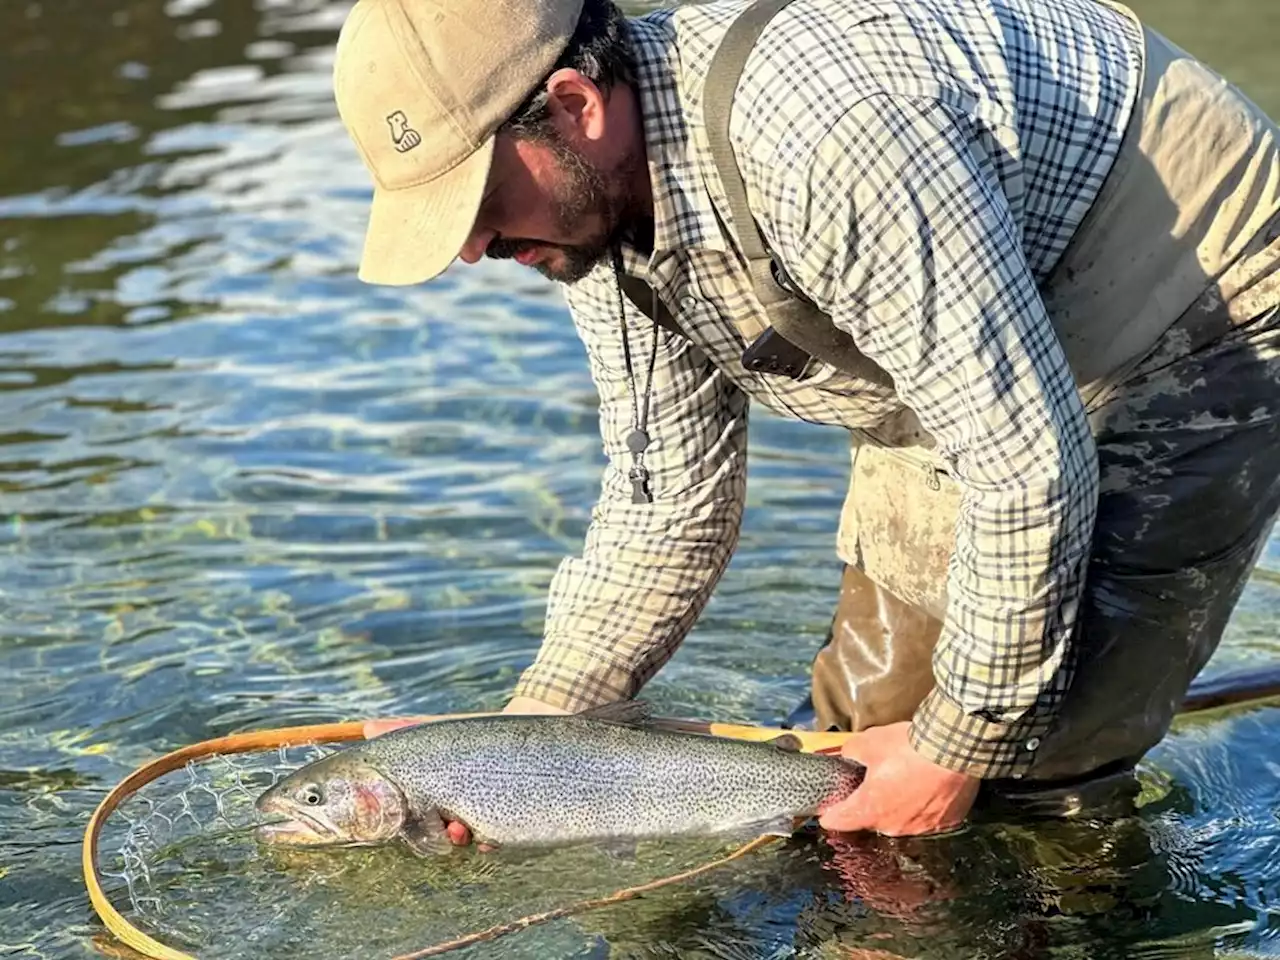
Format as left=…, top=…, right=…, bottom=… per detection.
left=333, top=0, right=585, bottom=285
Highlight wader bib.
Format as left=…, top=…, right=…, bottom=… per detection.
left=625, top=0, right=1280, bottom=807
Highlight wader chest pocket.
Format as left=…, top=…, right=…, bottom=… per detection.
left=843, top=443, right=961, bottom=621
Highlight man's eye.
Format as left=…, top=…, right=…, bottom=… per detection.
left=479, top=185, right=504, bottom=222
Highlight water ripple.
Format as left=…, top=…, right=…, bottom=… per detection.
left=2, top=0, right=1279, bottom=958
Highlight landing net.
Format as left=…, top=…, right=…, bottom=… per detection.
left=84, top=717, right=848, bottom=959
left=106, top=744, right=335, bottom=949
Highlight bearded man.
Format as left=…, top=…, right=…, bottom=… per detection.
left=333, top=0, right=1280, bottom=837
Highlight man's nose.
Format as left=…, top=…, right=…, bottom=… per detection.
left=458, top=227, right=495, bottom=264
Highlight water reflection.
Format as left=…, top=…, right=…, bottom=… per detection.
left=1, top=0, right=1278, bottom=957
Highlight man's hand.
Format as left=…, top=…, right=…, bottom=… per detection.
left=360, top=696, right=570, bottom=850
left=818, top=721, right=979, bottom=837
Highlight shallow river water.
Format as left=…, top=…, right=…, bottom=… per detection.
left=1, top=0, right=1279, bottom=958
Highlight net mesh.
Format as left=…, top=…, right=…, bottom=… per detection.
left=105, top=744, right=334, bottom=929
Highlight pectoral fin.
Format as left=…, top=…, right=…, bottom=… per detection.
left=400, top=814, right=454, bottom=857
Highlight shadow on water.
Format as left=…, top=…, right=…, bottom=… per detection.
left=0, top=0, right=1279, bottom=958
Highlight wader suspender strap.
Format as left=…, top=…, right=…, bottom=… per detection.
left=618, top=272, right=686, bottom=339
left=702, top=0, right=895, bottom=389
left=617, top=0, right=893, bottom=388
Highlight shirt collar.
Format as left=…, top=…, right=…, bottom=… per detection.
left=626, top=13, right=730, bottom=263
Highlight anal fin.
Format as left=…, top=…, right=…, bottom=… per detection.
left=595, top=836, right=639, bottom=862
left=727, top=815, right=802, bottom=841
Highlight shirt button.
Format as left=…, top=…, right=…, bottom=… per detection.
left=1025, top=737, right=1041, bottom=751
left=679, top=295, right=697, bottom=310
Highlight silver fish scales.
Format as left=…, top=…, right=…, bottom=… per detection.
left=255, top=703, right=864, bottom=855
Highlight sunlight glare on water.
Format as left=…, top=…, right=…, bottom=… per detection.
left=1, top=0, right=1279, bottom=957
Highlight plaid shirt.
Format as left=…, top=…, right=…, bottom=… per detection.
left=513, top=0, right=1143, bottom=778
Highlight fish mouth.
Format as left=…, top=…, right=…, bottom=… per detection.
left=256, top=813, right=338, bottom=845
left=255, top=800, right=340, bottom=846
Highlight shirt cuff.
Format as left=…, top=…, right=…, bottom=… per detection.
left=909, top=687, right=1054, bottom=779
left=511, top=647, right=637, bottom=714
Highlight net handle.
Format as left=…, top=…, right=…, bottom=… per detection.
left=83, top=714, right=850, bottom=959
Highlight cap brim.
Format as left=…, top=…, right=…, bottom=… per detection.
left=356, top=136, right=495, bottom=286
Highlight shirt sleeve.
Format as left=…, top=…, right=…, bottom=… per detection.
left=512, top=267, right=751, bottom=712
left=764, top=94, right=1100, bottom=778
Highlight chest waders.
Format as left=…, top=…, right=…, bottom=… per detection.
left=619, top=0, right=1280, bottom=815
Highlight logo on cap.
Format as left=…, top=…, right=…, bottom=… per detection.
left=386, top=111, right=421, bottom=153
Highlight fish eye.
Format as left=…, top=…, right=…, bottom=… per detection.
left=300, top=785, right=324, bottom=806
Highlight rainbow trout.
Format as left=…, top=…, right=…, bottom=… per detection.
left=255, top=702, right=864, bottom=856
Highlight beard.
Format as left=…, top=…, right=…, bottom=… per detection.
left=485, top=132, right=641, bottom=284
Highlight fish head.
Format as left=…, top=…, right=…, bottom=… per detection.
left=254, top=752, right=407, bottom=847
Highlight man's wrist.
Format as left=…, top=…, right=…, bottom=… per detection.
left=513, top=652, right=637, bottom=715
left=910, top=687, right=1053, bottom=779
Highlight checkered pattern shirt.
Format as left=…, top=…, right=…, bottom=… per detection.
left=512, top=0, right=1143, bottom=778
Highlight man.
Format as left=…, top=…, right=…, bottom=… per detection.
left=336, top=0, right=1280, bottom=837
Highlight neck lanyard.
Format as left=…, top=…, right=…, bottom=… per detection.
left=610, top=247, right=661, bottom=504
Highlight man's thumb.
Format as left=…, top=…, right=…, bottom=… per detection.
left=838, top=729, right=879, bottom=767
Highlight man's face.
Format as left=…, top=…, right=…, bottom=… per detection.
left=459, top=128, right=640, bottom=284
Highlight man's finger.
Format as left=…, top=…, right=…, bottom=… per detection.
left=818, top=792, right=874, bottom=833
left=443, top=820, right=496, bottom=852
left=362, top=718, right=424, bottom=739
left=446, top=821, right=472, bottom=846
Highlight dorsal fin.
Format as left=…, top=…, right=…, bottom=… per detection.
left=766, top=733, right=804, bottom=753
left=576, top=700, right=653, bottom=727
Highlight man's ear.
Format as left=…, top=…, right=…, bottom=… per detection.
left=543, top=68, right=609, bottom=142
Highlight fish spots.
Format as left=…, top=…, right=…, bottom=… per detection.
left=352, top=714, right=864, bottom=847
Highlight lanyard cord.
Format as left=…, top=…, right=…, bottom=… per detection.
left=611, top=247, right=662, bottom=504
